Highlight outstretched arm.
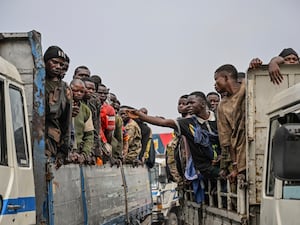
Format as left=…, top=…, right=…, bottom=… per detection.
left=127, top=109, right=177, bottom=130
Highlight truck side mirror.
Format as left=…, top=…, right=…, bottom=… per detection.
left=272, top=123, right=300, bottom=180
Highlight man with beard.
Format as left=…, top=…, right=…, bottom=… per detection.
left=44, top=46, right=72, bottom=168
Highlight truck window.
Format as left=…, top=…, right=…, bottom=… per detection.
left=265, top=117, right=280, bottom=196
left=268, top=111, right=300, bottom=199
left=9, top=85, right=29, bottom=167
left=283, top=181, right=300, bottom=200
left=0, top=80, right=7, bottom=166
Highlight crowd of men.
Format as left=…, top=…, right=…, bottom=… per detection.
left=44, top=45, right=153, bottom=169
left=126, top=47, right=299, bottom=193
left=44, top=45, right=299, bottom=195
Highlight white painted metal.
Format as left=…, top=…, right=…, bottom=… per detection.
left=0, top=58, right=35, bottom=225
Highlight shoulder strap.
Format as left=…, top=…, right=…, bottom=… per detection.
left=192, top=115, right=214, bottom=133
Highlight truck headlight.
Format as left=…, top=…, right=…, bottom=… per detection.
left=157, top=196, right=162, bottom=210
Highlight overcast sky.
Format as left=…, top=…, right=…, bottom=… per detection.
left=2, top=0, right=300, bottom=133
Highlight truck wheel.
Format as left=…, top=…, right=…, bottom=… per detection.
left=166, top=212, right=178, bottom=225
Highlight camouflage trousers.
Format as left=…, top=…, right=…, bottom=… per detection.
left=166, top=136, right=183, bottom=183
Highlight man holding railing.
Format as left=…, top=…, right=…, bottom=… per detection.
left=214, top=64, right=246, bottom=184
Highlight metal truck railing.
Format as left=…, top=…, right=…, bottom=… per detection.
left=205, top=175, right=247, bottom=215
left=180, top=175, right=248, bottom=225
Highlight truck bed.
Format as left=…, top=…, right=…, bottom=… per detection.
left=49, top=163, right=152, bottom=225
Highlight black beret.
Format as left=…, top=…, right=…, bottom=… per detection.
left=279, top=48, right=299, bottom=59
left=44, top=46, right=67, bottom=63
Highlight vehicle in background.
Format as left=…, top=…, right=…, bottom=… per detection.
left=150, top=154, right=180, bottom=225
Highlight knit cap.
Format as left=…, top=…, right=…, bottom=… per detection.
left=279, top=48, right=299, bottom=59
left=44, top=46, right=66, bottom=62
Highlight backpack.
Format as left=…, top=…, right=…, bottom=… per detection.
left=165, top=134, right=188, bottom=182
left=191, top=116, right=221, bottom=160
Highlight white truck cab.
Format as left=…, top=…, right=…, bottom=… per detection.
left=260, top=82, right=300, bottom=225
left=0, top=56, right=35, bottom=224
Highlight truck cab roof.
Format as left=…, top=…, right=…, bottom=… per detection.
left=268, top=82, right=300, bottom=115
left=0, top=56, right=23, bottom=83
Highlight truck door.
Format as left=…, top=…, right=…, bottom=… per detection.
left=0, top=78, right=17, bottom=224
left=0, top=79, right=35, bottom=225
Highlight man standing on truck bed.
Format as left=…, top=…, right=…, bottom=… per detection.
left=214, top=64, right=246, bottom=183
left=44, top=46, right=72, bottom=168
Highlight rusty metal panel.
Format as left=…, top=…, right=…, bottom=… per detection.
left=124, top=165, right=152, bottom=215
left=84, top=164, right=125, bottom=224
left=182, top=201, right=201, bottom=225
left=0, top=32, right=36, bottom=121
left=247, top=64, right=300, bottom=205
left=0, top=30, right=46, bottom=224
left=254, top=154, right=264, bottom=203
left=0, top=31, right=45, bottom=132
left=49, top=164, right=152, bottom=225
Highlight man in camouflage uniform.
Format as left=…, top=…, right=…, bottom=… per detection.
left=166, top=95, right=189, bottom=183
left=135, top=107, right=152, bottom=164
left=44, top=46, right=72, bottom=168
left=119, top=106, right=142, bottom=164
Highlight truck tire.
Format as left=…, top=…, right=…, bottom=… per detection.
left=166, top=212, right=178, bottom=225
